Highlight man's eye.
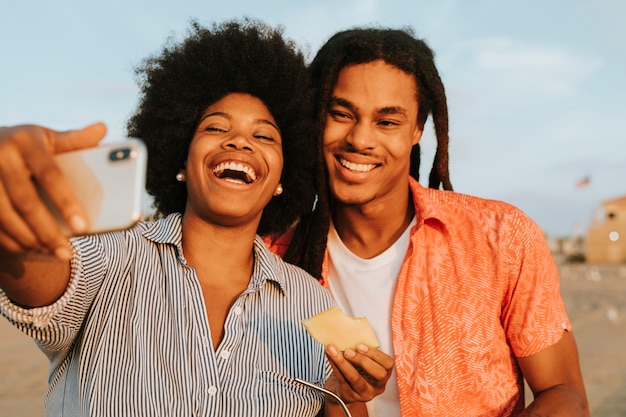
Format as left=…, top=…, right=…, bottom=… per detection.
left=205, top=126, right=226, bottom=133
left=379, top=120, right=399, bottom=127
left=329, top=110, right=353, bottom=120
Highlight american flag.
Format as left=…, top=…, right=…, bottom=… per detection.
left=576, top=176, right=591, bottom=188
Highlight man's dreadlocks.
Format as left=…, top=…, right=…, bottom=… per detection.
left=284, top=26, right=453, bottom=278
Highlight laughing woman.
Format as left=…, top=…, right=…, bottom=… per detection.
left=0, top=20, right=391, bottom=416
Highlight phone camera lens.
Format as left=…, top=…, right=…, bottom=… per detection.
left=109, top=148, right=132, bottom=161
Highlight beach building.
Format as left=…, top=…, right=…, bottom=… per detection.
left=586, top=195, right=626, bottom=264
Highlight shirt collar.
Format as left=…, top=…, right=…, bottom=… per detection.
left=250, top=236, right=288, bottom=296
left=142, top=213, right=184, bottom=246
left=408, top=176, right=448, bottom=230
left=141, top=213, right=287, bottom=296
left=321, top=178, right=451, bottom=284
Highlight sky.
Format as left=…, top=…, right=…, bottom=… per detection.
left=1, top=0, right=624, bottom=237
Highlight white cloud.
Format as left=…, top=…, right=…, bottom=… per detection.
left=448, top=37, right=603, bottom=99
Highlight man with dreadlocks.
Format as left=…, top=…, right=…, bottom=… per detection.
left=268, top=28, right=589, bottom=416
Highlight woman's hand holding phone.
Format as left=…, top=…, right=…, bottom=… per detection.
left=0, top=123, right=107, bottom=259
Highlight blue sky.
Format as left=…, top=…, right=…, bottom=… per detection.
left=1, top=0, right=624, bottom=237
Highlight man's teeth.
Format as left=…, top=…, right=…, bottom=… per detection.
left=339, top=158, right=376, bottom=173
left=213, top=161, right=257, bottom=182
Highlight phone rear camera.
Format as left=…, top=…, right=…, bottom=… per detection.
left=109, top=148, right=133, bottom=161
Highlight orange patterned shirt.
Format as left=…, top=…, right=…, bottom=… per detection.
left=265, top=177, right=571, bottom=416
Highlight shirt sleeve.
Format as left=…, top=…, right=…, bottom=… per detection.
left=500, top=209, right=571, bottom=358
left=0, top=235, right=109, bottom=356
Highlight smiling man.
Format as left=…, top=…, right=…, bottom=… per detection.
left=276, top=27, right=590, bottom=417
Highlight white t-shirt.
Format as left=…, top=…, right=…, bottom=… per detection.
left=326, top=217, right=416, bottom=417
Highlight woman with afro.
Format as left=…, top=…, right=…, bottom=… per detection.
left=0, top=19, right=392, bottom=416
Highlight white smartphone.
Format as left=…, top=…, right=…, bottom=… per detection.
left=39, top=138, right=148, bottom=236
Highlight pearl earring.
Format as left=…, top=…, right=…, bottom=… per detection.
left=176, top=171, right=186, bottom=182
left=274, top=183, right=283, bottom=196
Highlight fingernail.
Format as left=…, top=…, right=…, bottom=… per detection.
left=344, top=349, right=356, bottom=358
left=327, top=345, right=338, bottom=357
left=54, top=245, right=72, bottom=261
left=357, top=344, right=369, bottom=352
left=69, top=214, right=87, bottom=233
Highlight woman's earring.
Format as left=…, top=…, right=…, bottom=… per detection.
left=176, top=170, right=186, bottom=182
left=274, top=183, right=283, bottom=196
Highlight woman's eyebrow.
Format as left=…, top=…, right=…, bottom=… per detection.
left=256, top=118, right=281, bottom=133
left=199, top=112, right=280, bottom=133
left=199, top=111, right=229, bottom=122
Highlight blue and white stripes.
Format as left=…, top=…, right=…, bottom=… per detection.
left=0, top=213, right=334, bottom=416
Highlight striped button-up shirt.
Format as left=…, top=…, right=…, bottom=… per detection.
left=0, top=213, right=334, bottom=416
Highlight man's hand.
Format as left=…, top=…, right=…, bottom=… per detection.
left=0, top=123, right=106, bottom=259
left=325, top=343, right=394, bottom=403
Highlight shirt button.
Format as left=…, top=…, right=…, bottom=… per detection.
left=233, top=306, right=242, bottom=315
left=219, top=350, right=231, bottom=360
left=208, top=386, right=217, bottom=396
left=202, top=336, right=210, bottom=347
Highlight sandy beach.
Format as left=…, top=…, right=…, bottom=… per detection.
left=557, top=263, right=626, bottom=416
left=1, top=262, right=625, bottom=416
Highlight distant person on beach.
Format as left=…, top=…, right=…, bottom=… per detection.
left=0, top=20, right=392, bottom=416
left=265, top=27, right=590, bottom=416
